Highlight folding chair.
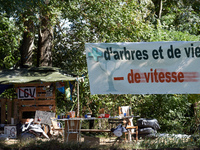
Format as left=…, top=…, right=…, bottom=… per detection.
left=126, top=125, right=138, bottom=142
left=119, top=106, right=138, bottom=142
left=118, top=106, right=130, bottom=116
left=51, top=118, right=64, bottom=137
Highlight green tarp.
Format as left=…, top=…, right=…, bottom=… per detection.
left=0, top=67, right=77, bottom=84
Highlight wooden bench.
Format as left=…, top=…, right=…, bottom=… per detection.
left=80, top=129, right=111, bottom=132
left=80, top=128, right=138, bottom=143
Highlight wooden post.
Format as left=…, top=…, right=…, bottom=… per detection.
left=1, top=99, right=6, bottom=124
left=77, top=77, right=79, bottom=117
left=7, top=99, right=12, bottom=124
left=14, top=99, right=18, bottom=124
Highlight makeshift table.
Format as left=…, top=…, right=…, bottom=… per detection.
left=57, top=117, right=111, bottom=143
left=57, top=116, right=138, bottom=143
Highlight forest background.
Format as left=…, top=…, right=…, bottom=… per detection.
left=0, top=0, right=200, bottom=135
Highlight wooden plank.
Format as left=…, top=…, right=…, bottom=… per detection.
left=80, top=129, right=111, bottom=132
left=36, top=87, right=53, bottom=93
left=13, top=100, right=18, bottom=124
left=14, top=99, right=19, bottom=102
left=126, top=126, right=138, bottom=129
left=19, top=100, right=55, bottom=106
left=0, top=99, right=6, bottom=124
left=20, top=106, right=56, bottom=112
left=19, top=110, right=22, bottom=121
left=14, top=99, right=21, bottom=121
left=35, top=94, right=55, bottom=99
left=7, top=100, right=12, bottom=124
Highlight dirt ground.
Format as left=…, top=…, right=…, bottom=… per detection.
left=2, top=135, right=139, bottom=146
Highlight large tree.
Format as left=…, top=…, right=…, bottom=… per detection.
left=0, top=0, right=62, bottom=68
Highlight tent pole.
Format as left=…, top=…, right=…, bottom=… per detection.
left=77, top=77, right=79, bottom=117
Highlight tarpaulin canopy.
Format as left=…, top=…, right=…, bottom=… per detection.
left=0, top=66, right=77, bottom=84
left=0, top=66, right=81, bottom=116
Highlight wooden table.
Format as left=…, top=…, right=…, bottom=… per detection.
left=57, top=117, right=111, bottom=142
left=57, top=116, right=138, bottom=143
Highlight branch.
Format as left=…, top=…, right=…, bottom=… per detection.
left=158, top=0, right=162, bottom=19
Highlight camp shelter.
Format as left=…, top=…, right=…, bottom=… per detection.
left=0, top=66, right=77, bottom=124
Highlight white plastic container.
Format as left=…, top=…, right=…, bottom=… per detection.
left=87, top=113, right=92, bottom=118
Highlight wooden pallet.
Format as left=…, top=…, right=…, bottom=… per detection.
left=15, top=82, right=56, bottom=122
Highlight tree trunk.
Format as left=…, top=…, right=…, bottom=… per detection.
left=37, top=15, right=53, bottom=67
left=20, top=16, right=34, bottom=67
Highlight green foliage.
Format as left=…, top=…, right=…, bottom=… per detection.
left=160, top=0, right=200, bottom=35
left=0, top=87, right=16, bottom=99
left=150, top=28, right=200, bottom=42
left=55, top=89, right=74, bottom=115
left=141, top=134, right=200, bottom=149
left=135, top=94, right=194, bottom=134
left=0, top=14, right=21, bottom=69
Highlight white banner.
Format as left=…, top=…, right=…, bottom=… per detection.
left=86, top=41, right=200, bottom=95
